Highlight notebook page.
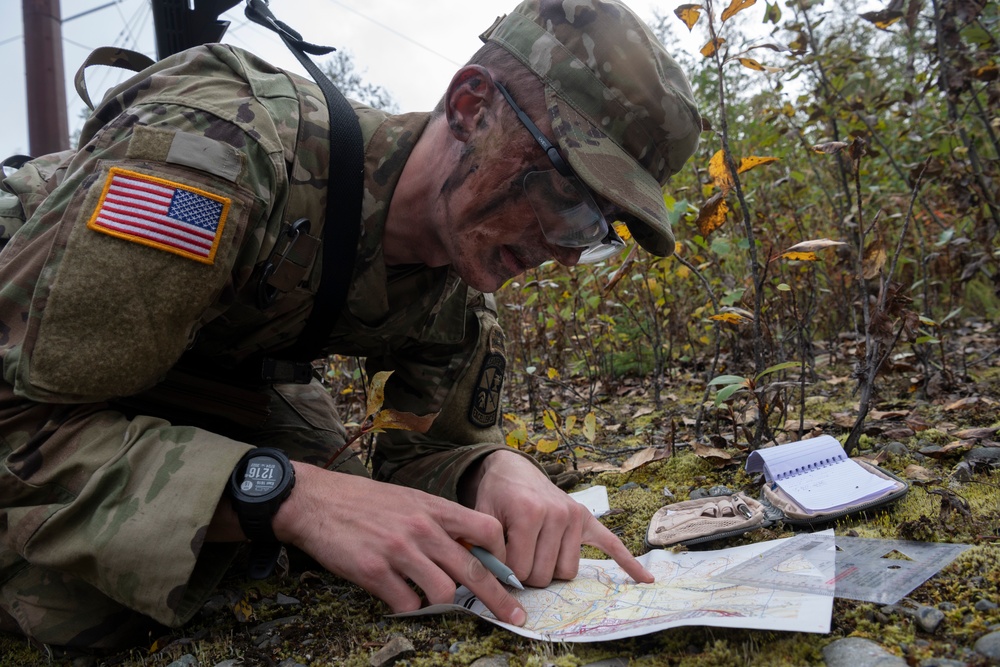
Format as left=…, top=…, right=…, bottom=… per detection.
left=777, top=458, right=897, bottom=511
left=745, top=435, right=847, bottom=482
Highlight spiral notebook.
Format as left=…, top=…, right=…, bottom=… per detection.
left=745, top=436, right=897, bottom=512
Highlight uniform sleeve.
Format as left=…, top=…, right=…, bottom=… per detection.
left=368, top=290, right=542, bottom=502
left=0, top=67, right=285, bottom=627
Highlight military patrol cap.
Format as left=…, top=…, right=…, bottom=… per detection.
left=481, top=0, right=701, bottom=257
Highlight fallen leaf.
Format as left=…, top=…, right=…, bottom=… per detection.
left=905, top=414, right=932, bottom=432
left=903, top=464, right=937, bottom=481
left=922, top=440, right=974, bottom=458
left=951, top=427, right=998, bottom=440
left=621, top=447, right=670, bottom=472
left=233, top=594, right=255, bottom=623
left=832, top=412, right=856, bottom=428
left=632, top=406, right=655, bottom=419
left=869, top=409, right=909, bottom=420
left=692, top=441, right=739, bottom=467
left=576, top=460, right=619, bottom=474
left=944, top=397, right=990, bottom=411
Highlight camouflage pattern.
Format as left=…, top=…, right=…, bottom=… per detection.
left=0, top=44, right=522, bottom=648
left=481, top=0, right=702, bottom=257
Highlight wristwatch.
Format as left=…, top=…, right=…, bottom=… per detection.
left=228, top=447, right=296, bottom=579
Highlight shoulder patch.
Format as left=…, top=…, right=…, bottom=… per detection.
left=469, top=351, right=505, bottom=428
left=86, top=167, right=230, bottom=264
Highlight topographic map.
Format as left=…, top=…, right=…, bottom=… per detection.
left=404, top=536, right=833, bottom=641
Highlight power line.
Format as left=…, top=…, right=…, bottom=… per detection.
left=322, top=0, right=462, bottom=67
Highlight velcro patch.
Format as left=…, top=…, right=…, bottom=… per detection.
left=469, top=352, right=505, bottom=428
left=87, top=167, right=230, bottom=264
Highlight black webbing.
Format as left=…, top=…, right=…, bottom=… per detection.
left=245, top=0, right=363, bottom=362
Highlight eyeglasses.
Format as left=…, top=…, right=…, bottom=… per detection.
left=494, top=82, right=626, bottom=264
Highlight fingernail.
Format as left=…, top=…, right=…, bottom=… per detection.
left=510, top=607, right=527, bottom=626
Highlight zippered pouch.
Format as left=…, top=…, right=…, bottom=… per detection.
left=760, top=460, right=909, bottom=526
left=645, top=493, right=765, bottom=548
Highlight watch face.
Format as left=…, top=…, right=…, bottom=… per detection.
left=240, top=455, right=283, bottom=497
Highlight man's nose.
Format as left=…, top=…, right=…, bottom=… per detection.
left=549, top=243, right=582, bottom=267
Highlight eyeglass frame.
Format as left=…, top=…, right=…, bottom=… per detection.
left=493, top=81, right=625, bottom=261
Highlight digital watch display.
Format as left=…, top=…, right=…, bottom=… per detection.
left=227, top=447, right=296, bottom=579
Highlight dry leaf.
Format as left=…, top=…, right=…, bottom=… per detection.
left=576, top=460, right=619, bottom=474
left=722, top=0, right=757, bottom=22
left=692, top=441, right=738, bottom=467
left=903, top=464, right=937, bottom=481
left=701, top=37, right=726, bottom=57
left=674, top=3, right=703, bottom=30
left=951, top=427, right=998, bottom=440
left=812, top=141, right=850, bottom=154
left=371, top=409, right=438, bottom=433
left=944, top=396, right=990, bottom=411
left=859, top=9, right=903, bottom=29
left=632, top=406, right=655, bottom=419
left=696, top=192, right=729, bottom=236
left=862, top=236, right=887, bottom=279
left=709, top=149, right=734, bottom=194
left=621, top=447, right=670, bottom=472
left=869, top=409, right=909, bottom=420
left=738, top=155, right=780, bottom=174
left=366, top=370, right=393, bottom=418
left=783, top=238, right=847, bottom=253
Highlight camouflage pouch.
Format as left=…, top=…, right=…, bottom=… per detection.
left=645, top=493, right=765, bottom=549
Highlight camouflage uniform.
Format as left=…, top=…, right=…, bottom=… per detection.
left=0, top=0, right=700, bottom=650
left=0, top=44, right=516, bottom=648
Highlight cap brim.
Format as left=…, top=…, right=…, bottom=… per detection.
left=546, top=88, right=675, bottom=258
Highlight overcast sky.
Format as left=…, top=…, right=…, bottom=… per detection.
left=2, top=0, right=724, bottom=155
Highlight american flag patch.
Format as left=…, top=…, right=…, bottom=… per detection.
left=87, top=167, right=231, bottom=264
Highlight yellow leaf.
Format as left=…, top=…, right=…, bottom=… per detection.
left=506, top=427, right=528, bottom=449
left=859, top=9, right=903, bottom=30
left=701, top=37, right=726, bottom=57
left=542, top=409, right=558, bottom=431
left=233, top=595, right=254, bottom=623
left=583, top=412, right=597, bottom=443
left=536, top=438, right=559, bottom=454
left=674, top=3, right=703, bottom=30
left=547, top=367, right=560, bottom=380
left=365, top=370, right=393, bottom=419
left=674, top=241, right=684, bottom=255
left=613, top=221, right=632, bottom=241
left=339, top=386, right=354, bottom=395
left=565, top=414, right=577, bottom=433
left=696, top=192, right=729, bottom=236
left=780, top=251, right=819, bottom=261
left=371, top=409, right=438, bottom=433
left=708, top=149, right=734, bottom=194
left=737, top=156, right=780, bottom=174
left=722, top=0, right=756, bottom=22
left=710, top=312, right=747, bottom=324
left=738, top=57, right=765, bottom=71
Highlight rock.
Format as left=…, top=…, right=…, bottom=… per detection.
left=276, top=593, right=301, bottom=606
left=581, top=659, right=631, bottom=667
left=688, top=487, right=710, bottom=500
left=822, top=637, right=908, bottom=667
left=618, top=482, right=640, bottom=492
left=951, top=462, right=974, bottom=482
left=708, top=485, right=735, bottom=496
left=449, top=641, right=465, bottom=654
left=880, top=441, right=910, bottom=457
left=166, top=656, right=198, bottom=667
left=975, top=631, right=1000, bottom=664
left=977, top=599, right=1000, bottom=612
left=470, top=654, right=514, bottom=667
left=938, top=602, right=958, bottom=612
left=916, top=605, right=946, bottom=633
left=919, top=659, right=971, bottom=667
left=370, top=635, right=415, bottom=667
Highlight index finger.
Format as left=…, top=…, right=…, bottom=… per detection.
left=442, top=542, right=528, bottom=626
left=581, top=515, right=655, bottom=584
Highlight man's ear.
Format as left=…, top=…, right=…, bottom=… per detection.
left=444, top=65, right=497, bottom=142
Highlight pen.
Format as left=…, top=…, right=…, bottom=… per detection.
left=459, top=540, right=524, bottom=590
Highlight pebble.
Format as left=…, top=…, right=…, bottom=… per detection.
left=975, top=631, right=1000, bottom=664
left=213, top=661, right=240, bottom=667
left=975, top=599, right=999, bottom=612
left=165, top=656, right=198, bottom=667
left=370, top=635, right=415, bottom=667
left=881, top=603, right=945, bottom=634
left=276, top=593, right=301, bottom=606
left=951, top=462, right=974, bottom=482
left=822, top=637, right=907, bottom=667
left=277, top=660, right=307, bottom=667
left=251, top=615, right=301, bottom=637
left=580, top=659, right=630, bottom=667
left=918, top=659, right=969, bottom=667
left=470, top=654, right=514, bottom=667
left=880, top=441, right=910, bottom=457
left=618, top=482, right=640, bottom=492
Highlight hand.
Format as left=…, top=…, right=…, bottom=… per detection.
left=462, top=450, right=654, bottom=588
left=272, top=462, right=527, bottom=625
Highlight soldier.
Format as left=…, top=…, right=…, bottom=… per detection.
left=0, top=0, right=700, bottom=649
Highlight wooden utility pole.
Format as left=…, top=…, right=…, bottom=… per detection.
left=23, top=0, right=69, bottom=155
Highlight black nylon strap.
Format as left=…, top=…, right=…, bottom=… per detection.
left=245, top=0, right=363, bottom=362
